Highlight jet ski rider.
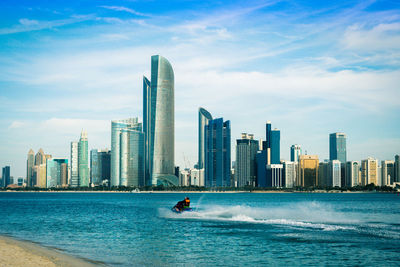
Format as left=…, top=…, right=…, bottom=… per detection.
left=173, top=197, right=190, bottom=212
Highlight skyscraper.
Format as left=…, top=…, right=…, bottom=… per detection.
left=111, top=118, right=144, bottom=187
left=328, top=160, right=341, bottom=187
left=329, top=133, right=347, bottom=163
left=205, top=118, right=231, bottom=187
left=35, top=148, right=46, bottom=166
left=70, top=142, right=79, bottom=187
left=290, top=145, right=301, bottom=162
left=26, top=149, right=35, bottom=187
left=198, top=107, right=213, bottom=170
left=236, top=133, right=259, bottom=187
left=265, top=121, right=280, bottom=164
left=143, top=55, right=176, bottom=186
left=2, top=166, right=10, bottom=188
left=395, top=155, right=400, bottom=183
left=283, top=161, right=297, bottom=188
left=78, top=130, right=89, bottom=187
left=345, top=161, right=359, bottom=187
left=381, top=160, right=395, bottom=186
left=298, top=155, right=319, bottom=187
left=46, top=159, right=68, bottom=188
left=361, top=157, right=378, bottom=186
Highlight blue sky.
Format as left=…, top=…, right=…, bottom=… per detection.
left=1, top=0, right=399, bottom=178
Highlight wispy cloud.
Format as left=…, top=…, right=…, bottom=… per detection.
left=100, top=5, right=150, bottom=17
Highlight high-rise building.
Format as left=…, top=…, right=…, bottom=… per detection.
left=78, top=130, right=89, bottom=187
left=318, top=160, right=329, bottom=187
left=111, top=118, right=145, bottom=187
left=361, top=157, right=378, bottom=186
left=35, top=148, right=46, bottom=166
left=143, top=55, right=176, bottom=186
left=266, top=164, right=284, bottom=187
left=198, top=108, right=213, bottom=170
left=298, top=155, right=319, bottom=187
left=70, top=142, right=79, bottom=187
left=46, top=159, right=68, bottom=188
left=283, top=161, right=297, bottom=188
left=190, top=168, right=204, bottom=186
left=290, top=145, right=301, bottom=162
left=264, top=121, right=280, bottom=164
left=236, top=133, right=259, bottom=187
left=270, top=129, right=280, bottom=164
left=2, top=166, right=10, bottom=188
left=381, top=160, right=395, bottom=186
left=345, top=161, right=359, bottom=187
left=256, top=150, right=267, bottom=187
left=328, top=160, right=341, bottom=187
left=205, top=118, right=231, bottom=187
left=26, top=149, right=35, bottom=187
left=91, top=149, right=112, bottom=187
left=329, top=133, right=347, bottom=163
left=395, top=155, right=400, bottom=183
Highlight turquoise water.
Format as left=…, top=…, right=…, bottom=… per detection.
left=0, top=192, right=399, bottom=266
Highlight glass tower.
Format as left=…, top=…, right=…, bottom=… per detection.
left=290, top=144, right=301, bottom=162
left=143, top=55, right=177, bottom=186
left=111, top=118, right=144, bottom=187
left=329, top=133, right=347, bottom=163
left=70, top=142, right=79, bottom=187
left=78, top=130, right=89, bottom=187
left=26, top=149, right=35, bottom=187
left=198, top=107, right=213, bottom=170
left=236, top=133, right=259, bottom=187
left=205, top=118, right=231, bottom=187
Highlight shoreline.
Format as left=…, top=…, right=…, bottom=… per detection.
left=0, top=190, right=396, bottom=194
left=0, top=234, right=101, bottom=267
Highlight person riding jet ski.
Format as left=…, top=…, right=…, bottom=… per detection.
left=173, top=197, right=191, bottom=212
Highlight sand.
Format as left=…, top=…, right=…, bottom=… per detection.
left=0, top=235, right=98, bottom=267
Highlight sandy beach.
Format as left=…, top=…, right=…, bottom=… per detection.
left=0, top=235, right=98, bottom=267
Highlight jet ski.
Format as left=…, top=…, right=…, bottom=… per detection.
left=171, top=207, right=193, bottom=213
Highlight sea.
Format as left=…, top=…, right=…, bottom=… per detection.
left=0, top=192, right=399, bottom=266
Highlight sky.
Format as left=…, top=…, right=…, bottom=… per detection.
left=0, top=0, right=399, bottom=178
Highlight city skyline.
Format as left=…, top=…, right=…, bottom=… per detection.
left=1, top=0, right=399, bottom=178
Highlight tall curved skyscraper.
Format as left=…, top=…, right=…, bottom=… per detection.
left=143, top=55, right=177, bottom=186
left=198, top=107, right=212, bottom=169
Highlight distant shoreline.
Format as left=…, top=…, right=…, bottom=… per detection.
left=0, top=234, right=100, bottom=266
left=0, top=190, right=396, bottom=194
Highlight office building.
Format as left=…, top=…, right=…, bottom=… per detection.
left=179, top=169, right=190, bottom=186
left=290, top=145, right=301, bottom=162
left=205, top=118, right=231, bottom=187
left=198, top=108, right=213, bottom=170
left=345, top=161, right=359, bottom=187
left=26, top=149, right=35, bottom=187
left=236, top=133, right=259, bottom=187
left=259, top=164, right=283, bottom=187
left=70, top=142, right=79, bottom=187
left=298, top=155, right=319, bottom=187
left=91, top=149, right=111, bottom=186
left=35, top=148, right=46, bottom=165
left=361, top=158, right=378, bottom=186
left=2, top=166, right=10, bottom=188
left=283, top=161, right=297, bottom=188
left=78, top=130, right=89, bottom=187
left=395, top=155, right=400, bottom=183
left=256, top=150, right=267, bottom=187
left=381, top=160, right=395, bottom=186
left=329, top=133, right=347, bottom=163
left=328, top=160, right=341, bottom=187
left=111, top=118, right=145, bottom=187
left=264, top=121, right=281, bottom=164
left=143, top=55, right=176, bottom=186
left=190, top=168, right=204, bottom=186
left=46, top=159, right=68, bottom=188
left=318, top=160, right=329, bottom=187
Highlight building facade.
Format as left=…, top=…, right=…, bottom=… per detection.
left=143, top=55, right=176, bottom=186
left=198, top=108, right=213, bottom=170
left=329, top=133, right=347, bottom=163
left=298, top=155, right=319, bottom=187
left=111, top=118, right=145, bottom=187
left=70, top=142, right=79, bottom=187
left=78, top=130, right=89, bottom=187
left=236, top=133, right=259, bottom=187
left=381, top=160, right=395, bottom=186
left=26, top=149, right=35, bottom=187
left=46, top=159, right=68, bottom=188
left=329, top=160, right=341, bottom=187
left=345, top=161, right=359, bottom=187
left=290, top=144, right=301, bottom=162
left=283, top=161, right=297, bottom=188
left=205, top=118, right=231, bottom=187
left=361, top=158, right=378, bottom=186
left=2, top=166, right=10, bottom=188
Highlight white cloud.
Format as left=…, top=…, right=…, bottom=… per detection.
left=8, top=121, right=25, bottom=129
left=19, top=18, right=39, bottom=26
left=100, top=6, right=150, bottom=17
